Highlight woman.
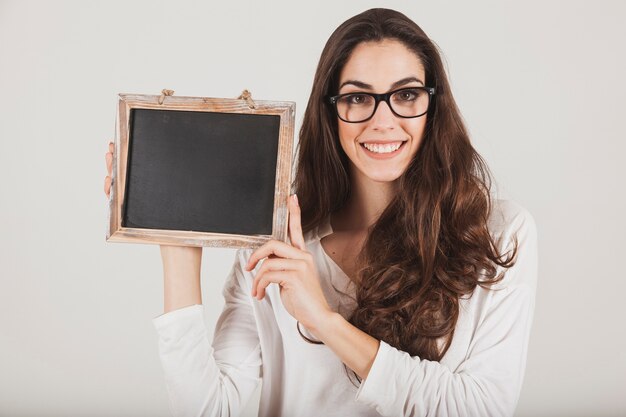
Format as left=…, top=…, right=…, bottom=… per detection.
left=104, top=8, right=537, bottom=417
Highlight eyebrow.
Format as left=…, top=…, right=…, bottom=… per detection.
left=338, top=76, right=424, bottom=92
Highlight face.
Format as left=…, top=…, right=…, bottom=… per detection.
left=335, top=39, right=428, bottom=184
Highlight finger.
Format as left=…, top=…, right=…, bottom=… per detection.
left=109, top=141, right=114, bottom=153
left=256, top=258, right=304, bottom=277
left=255, top=271, right=289, bottom=300
left=246, top=240, right=307, bottom=271
left=104, top=176, right=111, bottom=198
left=106, top=151, right=113, bottom=175
left=251, top=258, right=304, bottom=296
left=288, top=194, right=306, bottom=251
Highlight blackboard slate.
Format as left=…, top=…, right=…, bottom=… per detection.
left=122, top=108, right=280, bottom=236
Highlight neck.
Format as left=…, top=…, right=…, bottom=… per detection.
left=332, top=170, right=398, bottom=232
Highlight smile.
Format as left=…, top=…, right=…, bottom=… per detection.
left=360, top=141, right=406, bottom=156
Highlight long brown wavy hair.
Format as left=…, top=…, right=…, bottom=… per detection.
left=293, top=8, right=518, bottom=383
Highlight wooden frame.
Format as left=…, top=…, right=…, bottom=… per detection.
left=106, top=92, right=295, bottom=249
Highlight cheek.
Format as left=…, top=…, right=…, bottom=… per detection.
left=405, top=118, right=428, bottom=147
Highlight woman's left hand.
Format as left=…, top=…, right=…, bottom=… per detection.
left=246, top=194, right=333, bottom=335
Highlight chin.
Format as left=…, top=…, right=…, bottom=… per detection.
left=365, top=170, right=405, bottom=183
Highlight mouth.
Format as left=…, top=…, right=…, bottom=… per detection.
left=359, top=140, right=407, bottom=157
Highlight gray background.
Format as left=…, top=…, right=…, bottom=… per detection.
left=1, top=1, right=624, bottom=416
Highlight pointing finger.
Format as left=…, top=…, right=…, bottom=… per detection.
left=288, top=194, right=306, bottom=251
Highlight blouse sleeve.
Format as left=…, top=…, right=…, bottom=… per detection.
left=152, top=249, right=262, bottom=417
left=354, top=204, right=538, bottom=417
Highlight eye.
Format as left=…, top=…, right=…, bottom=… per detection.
left=341, top=93, right=372, bottom=105
left=394, top=88, right=420, bottom=102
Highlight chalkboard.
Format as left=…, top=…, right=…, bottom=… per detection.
left=106, top=92, right=295, bottom=248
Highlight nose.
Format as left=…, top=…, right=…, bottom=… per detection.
left=369, top=100, right=396, bottom=130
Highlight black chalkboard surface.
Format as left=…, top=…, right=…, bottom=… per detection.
left=106, top=92, right=295, bottom=248
left=123, top=109, right=279, bottom=235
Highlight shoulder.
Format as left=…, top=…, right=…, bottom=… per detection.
left=486, top=199, right=538, bottom=290
left=488, top=199, right=537, bottom=248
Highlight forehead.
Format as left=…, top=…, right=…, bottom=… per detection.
left=339, top=39, right=425, bottom=88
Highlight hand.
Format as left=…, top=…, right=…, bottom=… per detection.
left=246, top=194, right=333, bottom=335
left=104, top=141, right=114, bottom=198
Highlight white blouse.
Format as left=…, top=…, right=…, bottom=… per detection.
left=153, top=199, right=538, bottom=417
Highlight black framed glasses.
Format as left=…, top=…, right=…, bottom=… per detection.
left=327, top=86, right=436, bottom=123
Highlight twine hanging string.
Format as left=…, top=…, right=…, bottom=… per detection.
left=238, top=89, right=257, bottom=109
left=157, top=89, right=255, bottom=107
left=158, top=89, right=175, bottom=105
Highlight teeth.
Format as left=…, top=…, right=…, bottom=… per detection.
left=362, top=142, right=403, bottom=154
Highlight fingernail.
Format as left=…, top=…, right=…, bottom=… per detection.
left=293, top=194, right=299, bottom=207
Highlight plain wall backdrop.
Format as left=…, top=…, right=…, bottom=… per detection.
left=1, top=0, right=624, bottom=416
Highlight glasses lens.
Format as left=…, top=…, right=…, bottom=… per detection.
left=389, top=88, right=430, bottom=118
left=336, top=93, right=375, bottom=122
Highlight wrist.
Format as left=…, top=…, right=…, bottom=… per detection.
left=161, top=245, right=203, bottom=314
left=161, top=246, right=202, bottom=275
left=311, top=310, right=343, bottom=341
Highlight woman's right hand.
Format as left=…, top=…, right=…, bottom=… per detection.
left=104, top=140, right=203, bottom=313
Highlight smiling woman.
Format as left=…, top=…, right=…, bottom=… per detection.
left=121, top=7, right=539, bottom=417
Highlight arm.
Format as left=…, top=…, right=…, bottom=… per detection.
left=153, top=249, right=262, bottom=417
left=314, top=205, right=538, bottom=417
left=160, top=245, right=203, bottom=314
